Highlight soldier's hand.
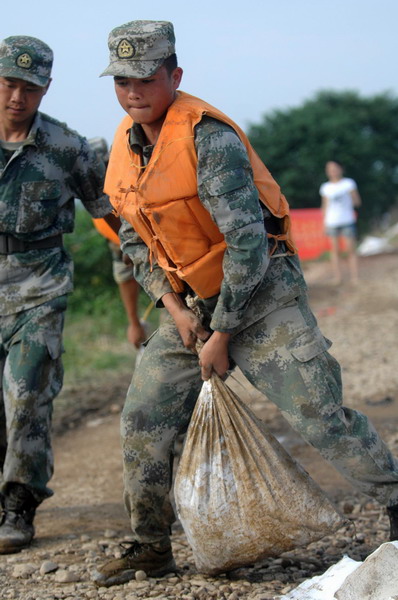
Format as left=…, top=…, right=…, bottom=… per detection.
left=127, top=321, right=147, bottom=348
left=198, top=332, right=231, bottom=381
left=161, top=292, right=210, bottom=350
left=174, top=308, right=210, bottom=350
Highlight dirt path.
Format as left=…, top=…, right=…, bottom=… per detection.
left=38, top=412, right=127, bottom=541
left=1, top=251, right=397, bottom=600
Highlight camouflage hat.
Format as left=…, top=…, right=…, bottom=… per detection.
left=100, top=20, right=175, bottom=79
left=0, top=35, right=53, bottom=87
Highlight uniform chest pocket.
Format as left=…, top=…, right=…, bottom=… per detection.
left=16, top=180, right=61, bottom=233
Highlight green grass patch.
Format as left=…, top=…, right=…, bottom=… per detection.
left=62, top=292, right=159, bottom=385
left=62, top=209, right=159, bottom=385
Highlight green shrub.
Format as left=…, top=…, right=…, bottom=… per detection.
left=62, top=208, right=157, bottom=384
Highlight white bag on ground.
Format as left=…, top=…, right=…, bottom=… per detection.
left=174, top=374, right=346, bottom=575
left=279, top=542, right=398, bottom=600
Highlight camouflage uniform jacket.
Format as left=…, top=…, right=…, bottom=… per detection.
left=119, top=115, right=304, bottom=334
left=0, top=111, right=112, bottom=316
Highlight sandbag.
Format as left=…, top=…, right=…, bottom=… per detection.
left=174, top=374, right=346, bottom=575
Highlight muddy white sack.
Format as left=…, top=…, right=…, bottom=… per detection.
left=174, top=376, right=346, bottom=575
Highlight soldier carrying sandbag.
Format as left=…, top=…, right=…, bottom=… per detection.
left=92, top=19, right=398, bottom=587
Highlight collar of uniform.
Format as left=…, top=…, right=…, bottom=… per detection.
left=0, top=112, right=40, bottom=151
left=129, top=122, right=153, bottom=158
left=22, top=111, right=41, bottom=148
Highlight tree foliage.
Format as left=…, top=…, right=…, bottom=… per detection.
left=248, top=90, right=398, bottom=233
left=64, top=208, right=114, bottom=313
left=64, top=209, right=153, bottom=326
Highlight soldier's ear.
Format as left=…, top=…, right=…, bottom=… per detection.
left=172, top=67, right=183, bottom=90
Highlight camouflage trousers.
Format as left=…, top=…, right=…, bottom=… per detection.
left=0, top=295, right=67, bottom=504
left=122, top=284, right=398, bottom=545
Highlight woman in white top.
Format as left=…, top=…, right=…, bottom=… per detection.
left=320, top=160, right=361, bottom=284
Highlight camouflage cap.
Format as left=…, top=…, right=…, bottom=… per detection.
left=100, top=20, right=175, bottom=79
left=0, top=35, right=53, bottom=87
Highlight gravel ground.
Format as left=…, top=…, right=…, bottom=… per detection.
left=0, top=495, right=393, bottom=600
left=1, top=251, right=397, bottom=600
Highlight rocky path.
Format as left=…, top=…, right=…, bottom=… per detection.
left=1, top=407, right=393, bottom=600
left=1, top=252, right=397, bottom=600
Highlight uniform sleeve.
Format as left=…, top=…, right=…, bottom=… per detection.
left=118, top=217, right=173, bottom=305
left=69, top=139, right=112, bottom=218
left=107, top=241, right=136, bottom=285
left=195, top=117, right=269, bottom=333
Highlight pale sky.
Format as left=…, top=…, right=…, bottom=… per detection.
left=3, top=0, right=398, bottom=145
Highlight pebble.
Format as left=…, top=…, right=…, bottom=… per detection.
left=54, top=568, right=81, bottom=583
left=104, top=529, right=118, bottom=538
left=11, top=563, right=37, bottom=578
left=135, top=569, right=147, bottom=581
left=82, top=542, right=99, bottom=551
left=7, top=555, right=22, bottom=563
left=40, top=560, right=59, bottom=574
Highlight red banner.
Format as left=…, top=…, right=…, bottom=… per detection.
left=289, top=208, right=331, bottom=261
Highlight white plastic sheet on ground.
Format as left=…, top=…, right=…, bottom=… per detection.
left=357, top=235, right=394, bottom=256
left=174, top=375, right=346, bottom=575
left=279, top=541, right=398, bottom=600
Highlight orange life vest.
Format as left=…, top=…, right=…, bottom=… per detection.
left=105, top=91, right=295, bottom=298
left=92, top=217, right=120, bottom=245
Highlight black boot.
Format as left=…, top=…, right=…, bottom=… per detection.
left=0, top=483, right=38, bottom=554
left=387, top=504, right=398, bottom=542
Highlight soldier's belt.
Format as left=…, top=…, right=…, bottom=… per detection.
left=0, top=234, right=63, bottom=254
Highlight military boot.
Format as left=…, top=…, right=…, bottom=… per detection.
left=93, top=539, right=177, bottom=587
left=387, top=504, right=398, bottom=541
left=0, top=483, right=38, bottom=554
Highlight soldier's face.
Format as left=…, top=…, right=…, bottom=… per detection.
left=114, top=65, right=183, bottom=141
left=0, top=76, right=49, bottom=128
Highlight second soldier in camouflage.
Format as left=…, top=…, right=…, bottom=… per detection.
left=0, top=35, right=117, bottom=552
